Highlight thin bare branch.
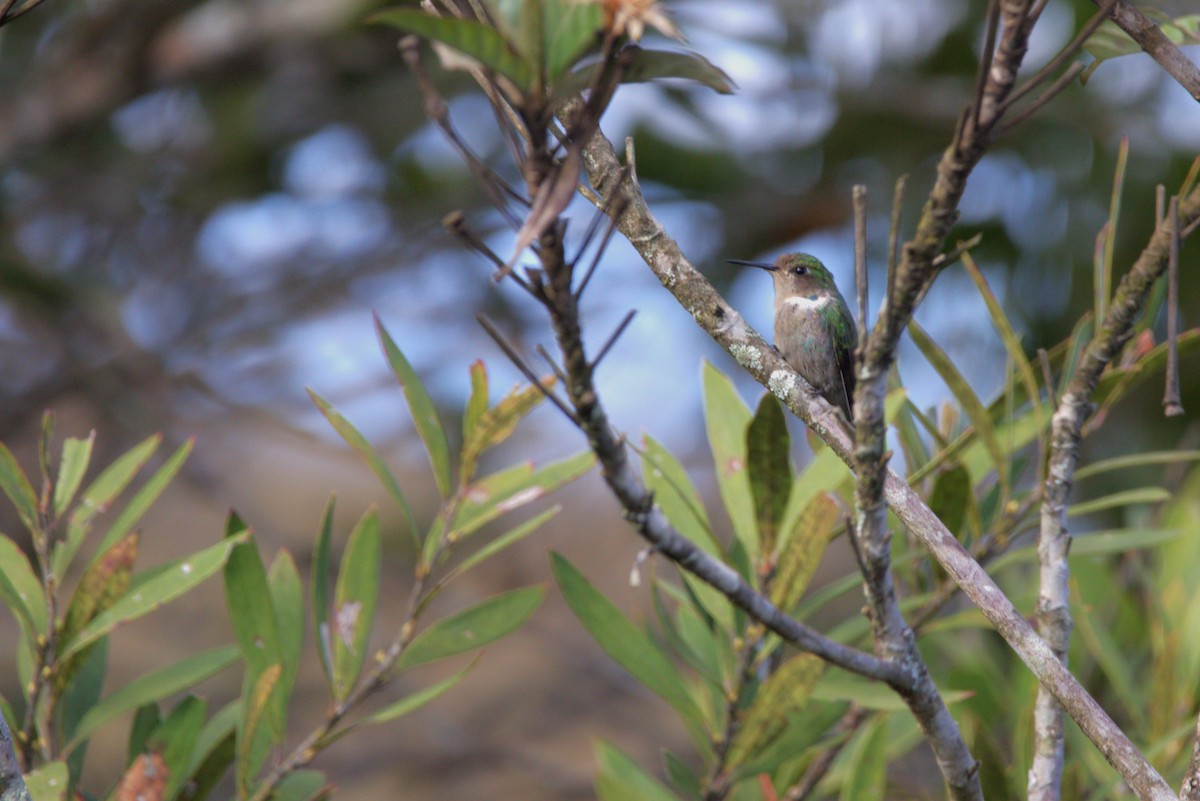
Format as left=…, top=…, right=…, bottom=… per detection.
left=996, top=62, right=1087, bottom=137
left=477, top=314, right=581, bottom=424
left=535, top=343, right=569, bottom=385
left=1164, top=195, right=1184, bottom=417
left=591, top=310, right=637, bottom=371
left=853, top=184, right=869, bottom=345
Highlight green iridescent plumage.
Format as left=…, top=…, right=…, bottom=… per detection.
left=728, top=252, right=857, bottom=420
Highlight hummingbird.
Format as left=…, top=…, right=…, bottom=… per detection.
left=727, top=252, right=857, bottom=421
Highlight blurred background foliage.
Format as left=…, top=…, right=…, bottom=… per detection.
left=0, top=0, right=1197, bottom=798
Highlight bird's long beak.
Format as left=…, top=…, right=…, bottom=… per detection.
left=725, top=258, right=777, bottom=272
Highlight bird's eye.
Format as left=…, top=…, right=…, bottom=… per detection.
left=794, top=266, right=808, bottom=275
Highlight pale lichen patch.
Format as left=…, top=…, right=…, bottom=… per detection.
left=729, top=343, right=761, bottom=371
left=768, top=370, right=796, bottom=400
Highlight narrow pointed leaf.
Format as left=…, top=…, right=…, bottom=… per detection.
left=839, top=716, right=889, bottom=801
left=1068, top=487, right=1171, bottom=518
left=1075, top=450, right=1200, bottom=480
left=726, top=653, right=823, bottom=767
left=551, top=554, right=708, bottom=745
left=747, top=394, right=792, bottom=557
left=641, top=435, right=720, bottom=556
left=319, top=660, right=478, bottom=750
left=332, top=509, right=381, bottom=701
left=770, top=494, right=839, bottom=613
left=0, top=442, right=38, bottom=537
left=127, top=705, right=161, bottom=766
left=56, top=434, right=161, bottom=579
left=368, top=9, right=533, bottom=88
left=224, top=539, right=284, bottom=739
left=909, top=320, right=1009, bottom=495
left=453, top=505, right=560, bottom=577
left=929, top=464, right=972, bottom=540
left=595, top=741, right=681, bottom=801
left=53, top=432, right=95, bottom=517
left=96, top=438, right=194, bottom=558
left=183, top=704, right=238, bottom=801
left=268, top=549, right=304, bottom=735
left=702, top=362, right=757, bottom=564
left=376, top=316, right=453, bottom=498
left=67, top=646, right=239, bottom=751
left=962, top=254, right=1045, bottom=439
left=463, top=360, right=489, bottom=448
left=58, top=532, right=138, bottom=693
left=60, top=535, right=245, bottom=660
left=451, top=451, right=593, bottom=540
left=398, top=585, right=543, bottom=670
left=147, top=695, right=207, bottom=801
left=989, top=528, right=1182, bottom=573
left=237, top=663, right=282, bottom=797
left=312, top=496, right=335, bottom=691
left=308, top=389, right=417, bottom=539
left=0, top=535, right=47, bottom=637
left=621, top=46, right=735, bottom=93
left=460, top=379, right=552, bottom=480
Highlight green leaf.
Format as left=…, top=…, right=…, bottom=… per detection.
left=224, top=539, right=284, bottom=739
left=319, top=659, right=478, bottom=750
left=1075, top=450, right=1200, bottom=481
left=24, top=760, right=67, bottom=801
left=56, top=434, right=161, bottom=580
left=312, top=496, right=335, bottom=692
left=1083, top=16, right=1200, bottom=77
left=543, top=0, right=602, bottom=80
left=450, top=451, right=594, bottom=541
left=1072, top=580, right=1146, bottom=731
left=60, top=535, right=245, bottom=660
left=376, top=315, right=453, bottom=498
left=238, top=663, right=282, bottom=797
left=989, top=528, right=1182, bottom=574
left=147, top=695, right=207, bottom=801
left=308, top=389, right=418, bottom=540
left=459, top=378, right=551, bottom=482
left=663, top=750, right=700, bottom=799
left=962, top=253, right=1045, bottom=444
left=182, top=701, right=239, bottom=801
left=747, top=394, right=792, bottom=558
left=332, top=509, right=382, bottom=701
left=58, top=637, right=106, bottom=774
left=399, top=585, right=544, bottom=670
left=0, top=534, right=47, bottom=638
left=127, top=704, right=161, bottom=766
left=271, top=771, right=330, bottom=801
left=95, top=438, right=194, bottom=558
left=452, top=505, right=561, bottom=577
left=641, top=435, right=734, bottom=630
left=551, top=554, right=709, bottom=746
left=57, top=532, right=138, bottom=692
left=1068, top=487, right=1171, bottom=518
left=369, top=9, right=533, bottom=88
left=595, top=741, right=681, bottom=801
left=928, top=464, right=975, bottom=541
left=769, top=494, right=840, bottom=613
left=813, top=671, right=973, bottom=711
left=641, top=435, right=720, bottom=556
left=620, top=46, right=735, bottom=94
left=268, top=549, right=304, bottom=735
left=726, top=653, right=823, bottom=767
left=53, top=432, right=95, bottom=517
left=909, top=320, right=1009, bottom=497
left=702, top=361, right=757, bottom=565
left=0, top=442, right=39, bottom=538
left=840, top=716, right=889, bottom=801
left=463, top=361, right=489, bottom=443
left=66, top=646, right=239, bottom=751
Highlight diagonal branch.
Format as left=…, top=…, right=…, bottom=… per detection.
left=1093, top=0, right=1200, bottom=102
